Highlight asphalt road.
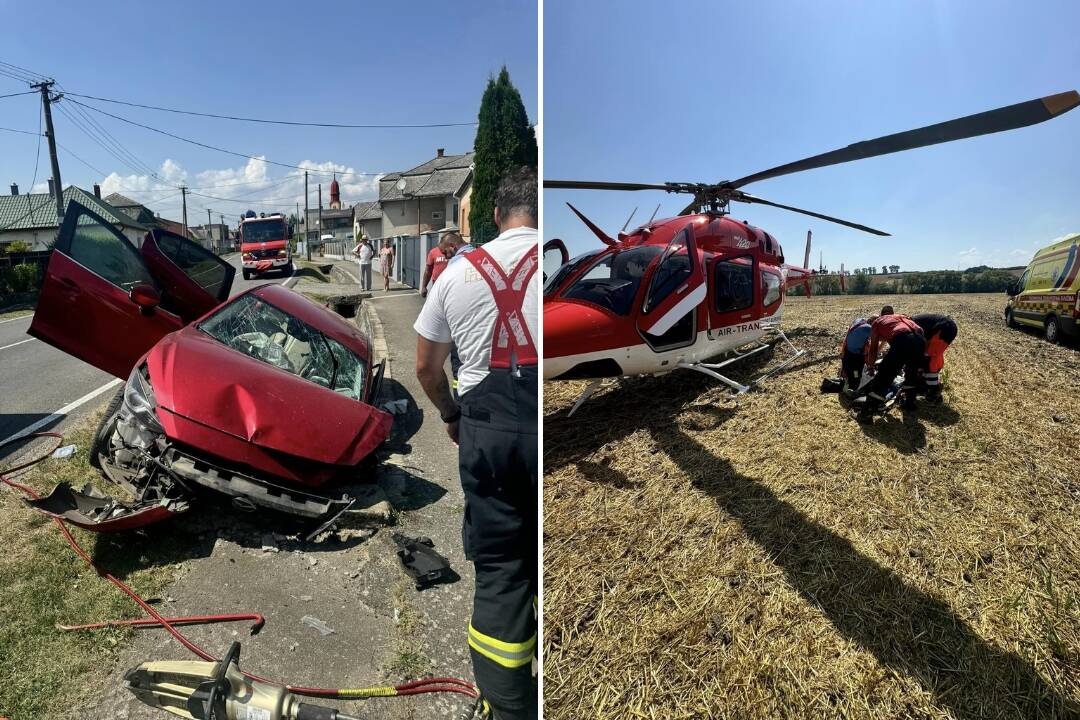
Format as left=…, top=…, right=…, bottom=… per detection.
left=0, top=253, right=295, bottom=460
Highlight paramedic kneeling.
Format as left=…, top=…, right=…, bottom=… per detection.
left=413, top=166, right=539, bottom=719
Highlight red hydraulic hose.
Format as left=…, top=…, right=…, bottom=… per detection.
left=1, top=432, right=479, bottom=701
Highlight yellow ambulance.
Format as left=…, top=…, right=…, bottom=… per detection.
left=1005, top=233, right=1080, bottom=343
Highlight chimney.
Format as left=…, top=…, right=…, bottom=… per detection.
left=436, top=148, right=445, bottom=158
left=10, top=183, right=18, bottom=196
left=93, top=183, right=101, bottom=198
left=47, top=178, right=55, bottom=197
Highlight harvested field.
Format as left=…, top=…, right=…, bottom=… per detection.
left=543, top=293, right=1080, bottom=720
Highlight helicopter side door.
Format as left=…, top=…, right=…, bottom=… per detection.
left=707, top=253, right=758, bottom=334
left=637, top=223, right=706, bottom=344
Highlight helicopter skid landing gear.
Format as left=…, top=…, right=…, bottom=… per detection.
left=679, top=329, right=806, bottom=394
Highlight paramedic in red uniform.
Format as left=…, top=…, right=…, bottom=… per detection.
left=413, top=166, right=539, bottom=719
left=911, top=313, right=958, bottom=402
left=861, top=312, right=926, bottom=410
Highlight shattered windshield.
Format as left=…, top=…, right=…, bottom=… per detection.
left=199, top=294, right=367, bottom=401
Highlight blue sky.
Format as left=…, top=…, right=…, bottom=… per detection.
left=0, top=0, right=536, bottom=226
left=544, top=0, right=1080, bottom=271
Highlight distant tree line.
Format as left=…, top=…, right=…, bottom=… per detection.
left=790, top=267, right=1017, bottom=296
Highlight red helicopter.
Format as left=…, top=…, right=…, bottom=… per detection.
left=543, top=91, right=1079, bottom=415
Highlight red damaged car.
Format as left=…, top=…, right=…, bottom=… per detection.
left=27, top=200, right=392, bottom=532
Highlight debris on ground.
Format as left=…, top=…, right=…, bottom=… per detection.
left=300, top=615, right=335, bottom=636
left=392, top=533, right=457, bottom=591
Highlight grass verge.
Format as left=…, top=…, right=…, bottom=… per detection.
left=0, top=407, right=186, bottom=719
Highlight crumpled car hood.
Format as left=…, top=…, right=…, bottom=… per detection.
left=146, top=327, right=392, bottom=467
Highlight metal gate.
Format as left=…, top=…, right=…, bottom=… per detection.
left=398, top=235, right=422, bottom=289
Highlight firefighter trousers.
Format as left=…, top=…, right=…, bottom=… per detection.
left=458, top=366, right=538, bottom=719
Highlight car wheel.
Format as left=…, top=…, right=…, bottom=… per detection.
left=1005, top=308, right=1017, bottom=328
left=242, top=269, right=251, bottom=280
left=1045, top=316, right=1061, bottom=344
left=88, top=388, right=124, bottom=470
left=284, top=262, right=294, bottom=276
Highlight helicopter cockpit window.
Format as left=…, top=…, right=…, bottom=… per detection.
left=562, top=246, right=663, bottom=315
left=714, top=256, right=754, bottom=313
left=643, top=228, right=694, bottom=314
left=761, top=270, right=782, bottom=306
left=545, top=249, right=603, bottom=297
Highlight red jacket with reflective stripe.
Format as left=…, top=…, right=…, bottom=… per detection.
left=865, top=314, right=923, bottom=365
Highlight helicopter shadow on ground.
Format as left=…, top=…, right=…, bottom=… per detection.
left=546, top=361, right=1076, bottom=718
left=655, top=424, right=1079, bottom=720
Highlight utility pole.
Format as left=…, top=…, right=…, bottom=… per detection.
left=31, top=80, right=65, bottom=221
left=220, top=213, right=225, bottom=250
left=304, top=171, right=311, bottom=261
left=317, top=183, right=323, bottom=259
left=207, top=208, right=213, bottom=250
left=180, top=184, right=188, bottom=238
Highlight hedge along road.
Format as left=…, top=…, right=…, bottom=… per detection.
left=0, top=254, right=297, bottom=461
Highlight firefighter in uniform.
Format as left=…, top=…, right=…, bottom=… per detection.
left=911, top=313, right=958, bottom=402
left=414, top=166, right=539, bottom=719
left=860, top=312, right=926, bottom=411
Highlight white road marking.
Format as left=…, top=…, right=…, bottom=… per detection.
left=0, top=338, right=35, bottom=351
left=0, top=378, right=123, bottom=447
left=0, top=314, right=32, bottom=324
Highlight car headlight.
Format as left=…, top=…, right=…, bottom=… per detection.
left=124, top=365, right=164, bottom=434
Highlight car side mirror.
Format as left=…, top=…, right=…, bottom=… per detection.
left=130, top=284, right=161, bottom=315
left=1006, top=282, right=1019, bottom=297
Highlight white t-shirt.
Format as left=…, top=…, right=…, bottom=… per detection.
left=355, top=243, right=374, bottom=264
left=413, top=226, right=538, bottom=395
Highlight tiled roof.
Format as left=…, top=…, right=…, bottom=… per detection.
left=0, top=186, right=150, bottom=232
left=378, top=151, right=474, bottom=201
left=353, top=201, right=382, bottom=220
left=103, top=192, right=141, bottom=208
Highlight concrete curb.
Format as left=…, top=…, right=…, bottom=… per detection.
left=360, top=294, right=393, bottom=382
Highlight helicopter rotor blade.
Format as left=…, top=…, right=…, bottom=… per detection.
left=728, top=90, right=1080, bottom=189
left=732, top=192, right=891, bottom=236
left=544, top=180, right=674, bottom=192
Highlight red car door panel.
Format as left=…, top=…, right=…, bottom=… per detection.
left=28, top=202, right=184, bottom=378
left=141, top=229, right=235, bottom=322
left=638, top=222, right=706, bottom=336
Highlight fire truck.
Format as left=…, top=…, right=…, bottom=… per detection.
left=239, top=211, right=292, bottom=280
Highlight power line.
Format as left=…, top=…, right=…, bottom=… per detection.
left=0, top=126, right=40, bottom=136
left=63, top=90, right=478, bottom=128
left=56, top=103, right=176, bottom=187
left=0, top=90, right=35, bottom=100
left=68, top=97, right=385, bottom=178
left=29, top=102, right=42, bottom=194
left=0, top=60, right=48, bottom=82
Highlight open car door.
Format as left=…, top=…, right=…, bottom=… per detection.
left=141, top=228, right=235, bottom=322
left=638, top=222, right=706, bottom=337
left=543, top=239, right=570, bottom=283
left=29, top=201, right=185, bottom=378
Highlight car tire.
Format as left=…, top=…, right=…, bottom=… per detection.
left=242, top=269, right=251, bottom=280
left=1045, top=316, right=1061, bottom=344
left=88, top=388, right=124, bottom=470
left=284, top=262, right=294, bottom=276
left=1005, top=308, right=1017, bottom=328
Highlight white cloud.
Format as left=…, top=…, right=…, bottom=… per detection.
left=1010, top=248, right=1031, bottom=257
left=956, top=246, right=979, bottom=259
left=97, top=158, right=383, bottom=222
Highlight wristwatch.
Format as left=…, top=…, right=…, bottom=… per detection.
left=441, top=407, right=461, bottom=424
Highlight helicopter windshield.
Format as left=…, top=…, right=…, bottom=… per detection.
left=560, top=245, right=663, bottom=315
left=544, top=249, right=603, bottom=297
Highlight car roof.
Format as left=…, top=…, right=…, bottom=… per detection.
left=248, top=283, right=372, bottom=358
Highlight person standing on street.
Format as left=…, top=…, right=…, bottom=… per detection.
left=353, top=236, right=374, bottom=291
left=379, top=239, right=394, bottom=292
left=413, top=166, right=539, bottom=720
left=420, top=224, right=457, bottom=297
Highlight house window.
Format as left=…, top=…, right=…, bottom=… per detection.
left=453, top=203, right=459, bottom=224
